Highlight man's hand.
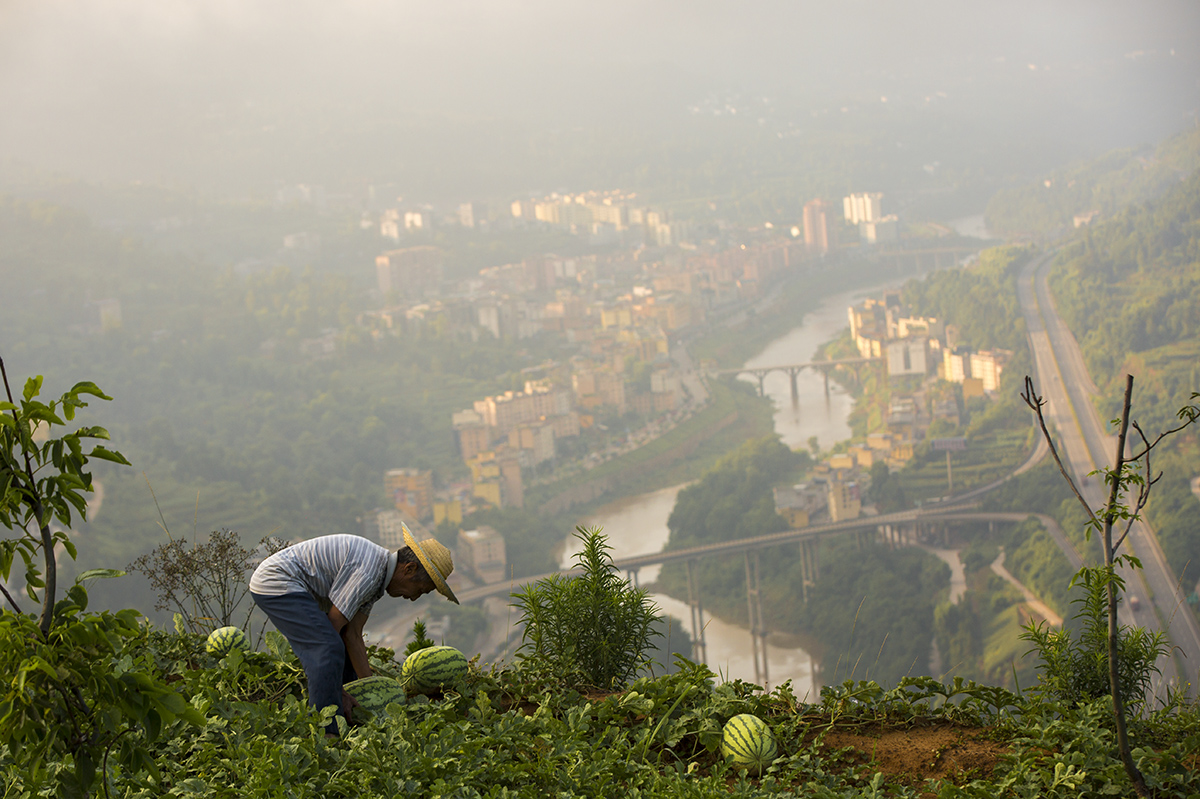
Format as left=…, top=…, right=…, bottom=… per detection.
left=328, top=605, right=373, bottom=680
left=342, top=689, right=361, bottom=720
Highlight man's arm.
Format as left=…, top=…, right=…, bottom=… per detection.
left=328, top=606, right=373, bottom=680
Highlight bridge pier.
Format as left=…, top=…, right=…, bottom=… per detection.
left=626, top=568, right=639, bottom=587
left=685, top=559, right=708, bottom=665
left=744, top=551, right=768, bottom=688
left=799, top=539, right=819, bottom=602
left=786, top=367, right=803, bottom=407
left=756, top=373, right=766, bottom=397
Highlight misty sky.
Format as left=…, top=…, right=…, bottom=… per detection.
left=1, top=0, right=1198, bottom=196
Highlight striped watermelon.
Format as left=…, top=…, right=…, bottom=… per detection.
left=344, top=676, right=406, bottom=719
left=721, top=713, right=778, bottom=774
left=401, top=645, right=468, bottom=694
left=206, top=626, right=250, bottom=657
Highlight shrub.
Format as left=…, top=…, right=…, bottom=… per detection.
left=1022, top=567, right=1167, bottom=712
left=512, top=525, right=662, bottom=689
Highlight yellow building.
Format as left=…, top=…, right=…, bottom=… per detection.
left=433, top=499, right=463, bottom=526
left=472, top=481, right=502, bottom=507
left=828, top=452, right=856, bottom=470
left=383, top=468, right=433, bottom=521
left=827, top=480, right=862, bottom=522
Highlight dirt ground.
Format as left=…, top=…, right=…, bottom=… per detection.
left=809, top=718, right=1010, bottom=794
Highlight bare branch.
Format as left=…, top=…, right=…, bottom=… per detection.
left=1021, top=376, right=1100, bottom=527
left=0, top=581, right=24, bottom=614
left=1126, top=410, right=1199, bottom=461
left=1113, top=520, right=1135, bottom=554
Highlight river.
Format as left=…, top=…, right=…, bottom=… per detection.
left=564, top=268, right=960, bottom=693
left=562, top=282, right=909, bottom=694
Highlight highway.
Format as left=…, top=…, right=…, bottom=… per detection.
left=1019, top=250, right=1200, bottom=698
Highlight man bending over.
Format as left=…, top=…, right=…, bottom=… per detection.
left=250, top=525, right=457, bottom=731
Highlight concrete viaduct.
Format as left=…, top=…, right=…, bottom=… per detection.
left=453, top=505, right=1073, bottom=687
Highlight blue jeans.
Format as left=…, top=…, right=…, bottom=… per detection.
left=251, top=591, right=356, bottom=731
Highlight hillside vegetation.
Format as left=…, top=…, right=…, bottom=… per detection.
left=1048, top=169, right=1200, bottom=592
left=985, top=126, right=1200, bottom=238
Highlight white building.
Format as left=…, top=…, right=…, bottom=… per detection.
left=969, top=350, right=1010, bottom=393
left=843, top=192, right=884, bottom=224
left=457, top=526, right=508, bottom=584
left=860, top=215, right=899, bottom=243
left=942, top=348, right=971, bottom=383
left=886, top=338, right=929, bottom=377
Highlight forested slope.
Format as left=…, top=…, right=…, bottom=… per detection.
left=0, top=196, right=567, bottom=612
left=985, top=126, right=1200, bottom=238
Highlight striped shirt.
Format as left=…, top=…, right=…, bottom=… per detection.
left=250, top=534, right=398, bottom=620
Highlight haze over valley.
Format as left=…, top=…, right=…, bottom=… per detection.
left=3, top=6, right=1200, bottom=791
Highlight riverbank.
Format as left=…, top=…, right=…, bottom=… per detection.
left=521, top=257, right=916, bottom=527
left=691, top=253, right=917, bottom=369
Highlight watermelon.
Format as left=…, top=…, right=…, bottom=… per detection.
left=206, top=626, right=251, bottom=657
left=401, top=645, right=468, bottom=694
left=344, top=676, right=406, bottom=719
left=721, top=713, right=778, bottom=774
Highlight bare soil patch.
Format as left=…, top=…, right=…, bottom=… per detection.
left=807, top=718, right=1010, bottom=794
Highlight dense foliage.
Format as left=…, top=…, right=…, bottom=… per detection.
left=8, top=615, right=1200, bottom=797
left=902, top=245, right=1032, bottom=354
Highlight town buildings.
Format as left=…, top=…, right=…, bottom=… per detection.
left=384, top=468, right=434, bottom=522
left=802, top=199, right=838, bottom=255
left=457, top=526, right=508, bottom=584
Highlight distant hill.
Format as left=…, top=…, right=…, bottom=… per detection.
left=985, top=126, right=1200, bottom=239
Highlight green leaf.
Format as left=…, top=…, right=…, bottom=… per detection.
left=173, top=778, right=209, bottom=795
left=26, top=407, right=65, bottom=427
left=90, top=446, right=131, bottom=465
left=21, top=376, right=43, bottom=403
left=74, top=751, right=95, bottom=791
left=76, top=568, right=126, bottom=583
left=144, top=708, right=162, bottom=742
left=70, top=381, right=113, bottom=402
left=157, top=690, right=189, bottom=715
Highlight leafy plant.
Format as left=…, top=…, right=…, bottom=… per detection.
left=1022, top=567, right=1167, bottom=711
left=0, top=580, right=206, bottom=796
left=512, top=525, right=662, bottom=689
left=404, top=618, right=436, bottom=657
left=0, top=358, right=131, bottom=635
left=1021, top=374, right=1200, bottom=796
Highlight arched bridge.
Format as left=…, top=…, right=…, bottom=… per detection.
left=704, top=357, right=881, bottom=402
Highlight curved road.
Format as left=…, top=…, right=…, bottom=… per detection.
left=1019, top=250, right=1200, bottom=698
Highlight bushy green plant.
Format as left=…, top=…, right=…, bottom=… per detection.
left=512, top=525, right=662, bottom=689
left=1021, top=568, right=1167, bottom=712
left=404, top=618, right=436, bottom=657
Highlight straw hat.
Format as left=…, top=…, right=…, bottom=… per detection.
left=402, top=524, right=459, bottom=604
